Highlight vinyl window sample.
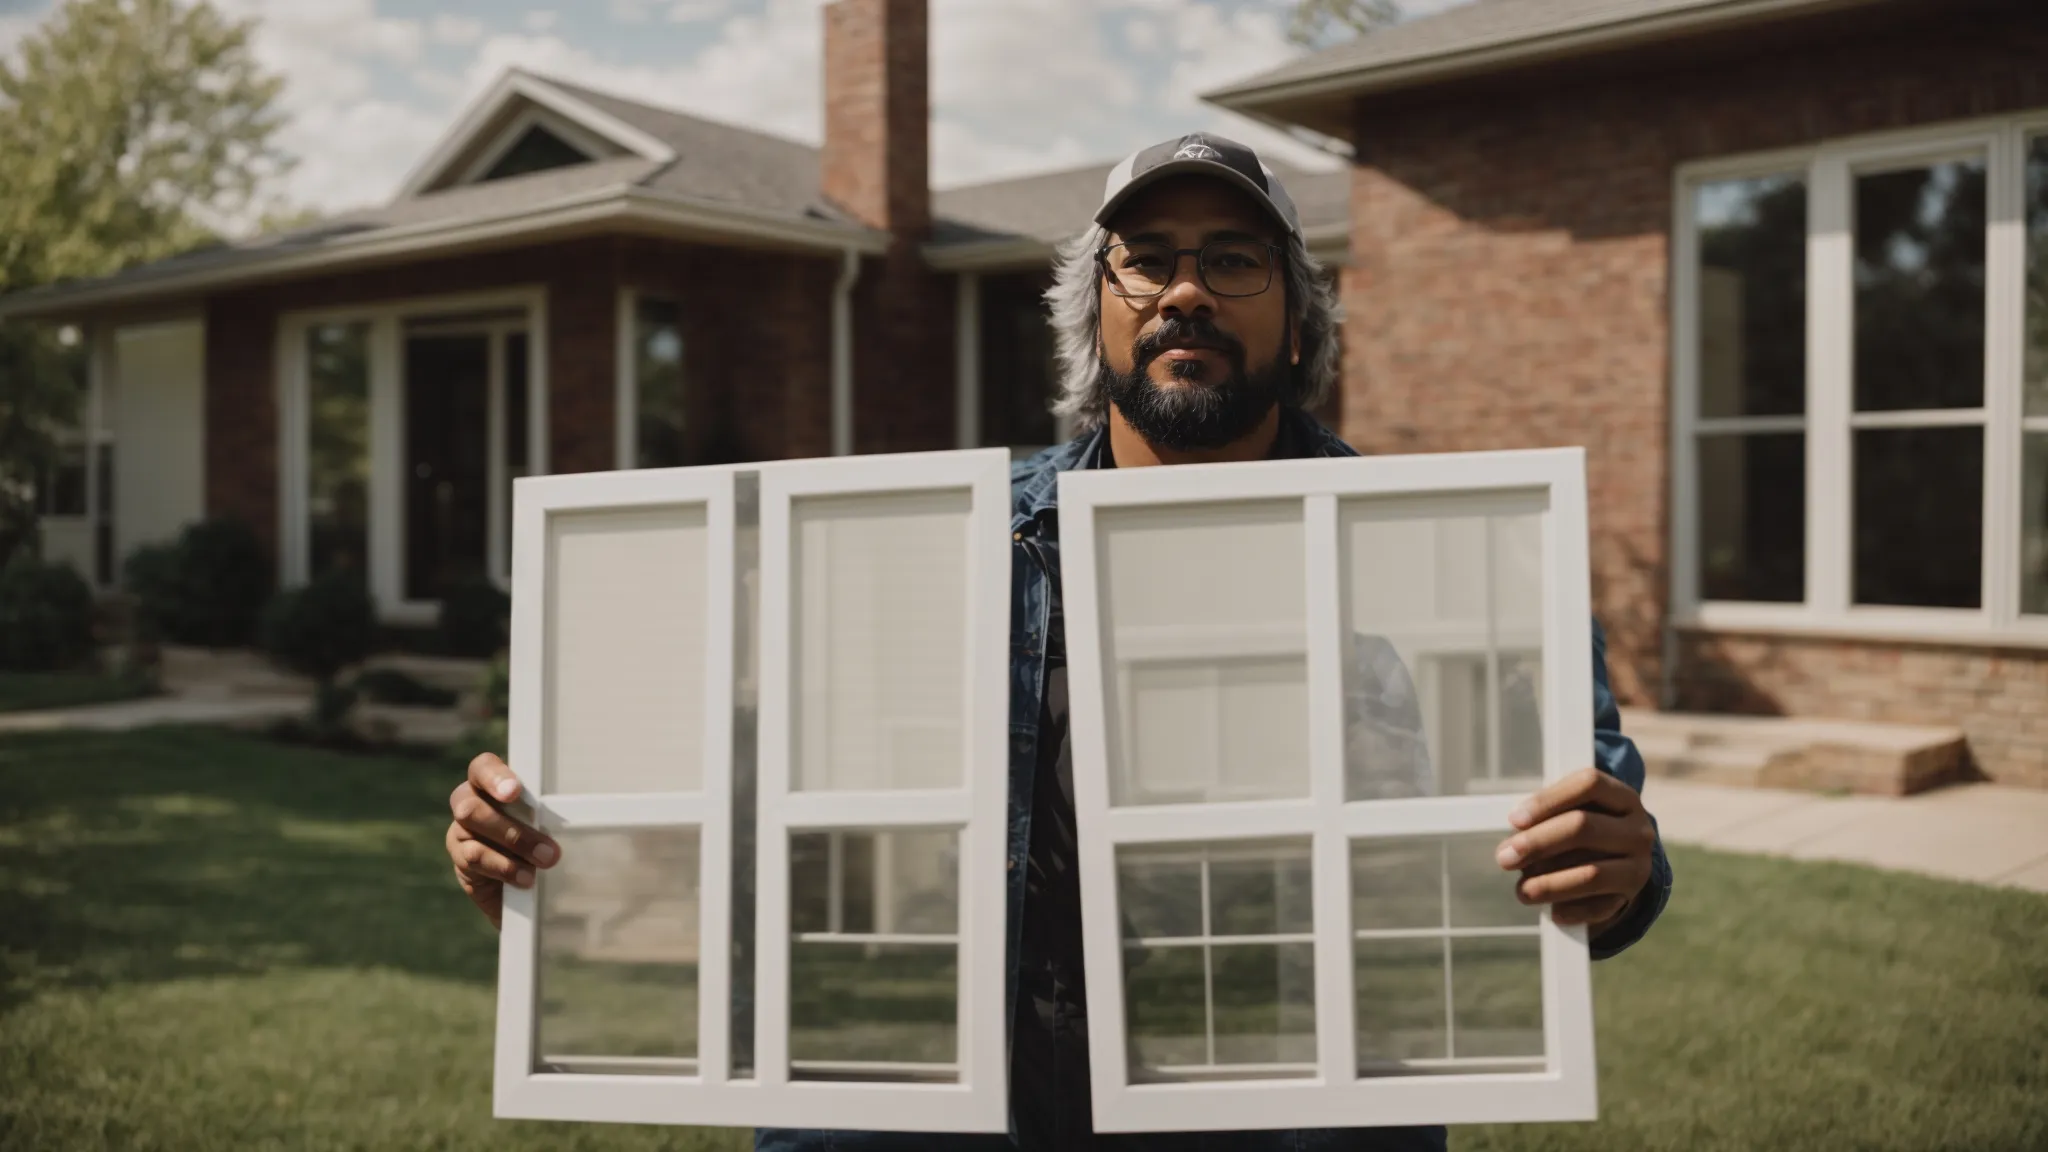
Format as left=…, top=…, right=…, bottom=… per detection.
left=494, top=449, right=1012, bottom=1134
left=1061, top=450, right=1598, bottom=1133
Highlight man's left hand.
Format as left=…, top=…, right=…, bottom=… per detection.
left=1495, top=767, right=1657, bottom=936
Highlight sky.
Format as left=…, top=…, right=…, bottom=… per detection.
left=0, top=0, right=1472, bottom=222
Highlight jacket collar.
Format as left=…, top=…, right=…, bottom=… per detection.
left=1009, top=406, right=1358, bottom=536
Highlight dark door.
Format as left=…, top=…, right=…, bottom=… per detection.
left=405, top=334, right=491, bottom=601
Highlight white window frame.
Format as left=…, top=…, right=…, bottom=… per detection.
left=492, top=447, right=1013, bottom=1133
left=1671, top=108, right=2048, bottom=648
left=750, top=449, right=1012, bottom=1133
left=494, top=464, right=742, bottom=1125
left=277, top=287, right=548, bottom=624
left=1061, top=448, right=1599, bottom=1133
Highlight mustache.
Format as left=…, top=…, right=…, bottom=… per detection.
left=1133, top=316, right=1245, bottom=367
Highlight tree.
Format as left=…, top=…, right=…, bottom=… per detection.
left=0, top=0, right=292, bottom=563
left=1286, top=0, right=1401, bottom=48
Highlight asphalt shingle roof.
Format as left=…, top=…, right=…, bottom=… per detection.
left=931, top=160, right=1350, bottom=249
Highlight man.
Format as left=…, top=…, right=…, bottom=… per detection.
left=446, top=133, right=1673, bottom=1151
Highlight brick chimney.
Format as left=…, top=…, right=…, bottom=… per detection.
left=819, top=0, right=950, bottom=455
left=821, top=0, right=930, bottom=233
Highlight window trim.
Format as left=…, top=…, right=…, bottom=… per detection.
left=1670, top=108, right=2048, bottom=647
left=455, top=105, right=610, bottom=187
left=1059, top=449, right=1598, bottom=1132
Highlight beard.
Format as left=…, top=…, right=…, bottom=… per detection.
left=1101, top=315, right=1292, bottom=453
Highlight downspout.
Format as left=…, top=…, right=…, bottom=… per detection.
left=831, top=247, right=861, bottom=456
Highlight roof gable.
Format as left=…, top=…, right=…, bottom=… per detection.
left=397, top=71, right=679, bottom=198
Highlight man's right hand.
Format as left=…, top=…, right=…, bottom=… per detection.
left=447, top=753, right=561, bottom=930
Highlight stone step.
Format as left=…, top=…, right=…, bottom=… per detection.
left=359, top=652, right=493, bottom=693
left=1622, top=708, right=1966, bottom=796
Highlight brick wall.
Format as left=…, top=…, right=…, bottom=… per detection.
left=1343, top=0, right=2048, bottom=780
left=821, top=0, right=954, bottom=454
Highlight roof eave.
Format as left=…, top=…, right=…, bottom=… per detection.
left=921, top=221, right=1352, bottom=275
left=1203, top=0, right=1888, bottom=140
left=0, top=189, right=888, bottom=321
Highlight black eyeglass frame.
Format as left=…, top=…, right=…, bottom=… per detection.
left=1095, top=241, right=1286, bottom=299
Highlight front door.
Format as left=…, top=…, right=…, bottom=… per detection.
left=404, top=333, right=491, bottom=601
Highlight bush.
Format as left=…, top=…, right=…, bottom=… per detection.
left=448, top=652, right=509, bottom=766
left=258, top=569, right=374, bottom=682
left=436, top=574, right=509, bottom=658
left=124, top=518, right=273, bottom=647
left=354, top=667, right=458, bottom=708
left=0, top=553, right=97, bottom=671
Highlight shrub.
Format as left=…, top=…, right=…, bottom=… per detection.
left=124, top=518, right=273, bottom=647
left=448, top=652, right=509, bottom=767
left=354, top=667, right=458, bottom=708
left=0, top=553, right=96, bottom=672
left=259, top=569, right=375, bottom=683
left=436, top=573, right=509, bottom=658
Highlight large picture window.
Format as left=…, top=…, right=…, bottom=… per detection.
left=1676, top=112, right=2048, bottom=639
left=1059, top=449, right=1599, bottom=1132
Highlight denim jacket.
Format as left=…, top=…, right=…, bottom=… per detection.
left=759, top=410, right=1673, bottom=1152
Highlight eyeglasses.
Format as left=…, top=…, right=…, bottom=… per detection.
left=1097, top=240, right=1282, bottom=299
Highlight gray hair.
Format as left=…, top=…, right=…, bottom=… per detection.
left=1043, top=224, right=1342, bottom=432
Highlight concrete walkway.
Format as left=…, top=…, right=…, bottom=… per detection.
left=0, top=692, right=308, bottom=734
left=1647, top=777, right=2048, bottom=894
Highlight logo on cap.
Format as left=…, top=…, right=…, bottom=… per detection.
left=1174, top=141, right=1220, bottom=161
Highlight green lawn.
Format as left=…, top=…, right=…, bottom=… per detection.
left=0, top=669, right=156, bottom=714
left=2, top=728, right=2045, bottom=1151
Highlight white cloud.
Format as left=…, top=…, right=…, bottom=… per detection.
left=523, top=10, right=559, bottom=34
left=429, top=15, right=484, bottom=46
left=669, top=0, right=732, bottom=21
left=607, top=0, right=653, bottom=21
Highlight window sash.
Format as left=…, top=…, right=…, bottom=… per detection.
left=1060, top=450, right=1598, bottom=1133
left=1673, top=110, right=2048, bottom=642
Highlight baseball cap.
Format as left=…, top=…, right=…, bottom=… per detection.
left=1094, top=132, right=1302, bottom=239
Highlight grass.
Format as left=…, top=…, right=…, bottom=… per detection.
left=1, top=728, right=2046, bottom=1151
left=0, top=669, right=156, bottom=714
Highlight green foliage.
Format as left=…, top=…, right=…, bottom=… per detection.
left=0, top=325, right=86, bottom=566
left=1286, top=0, right=1400, bottom=47
left=436, top=573, right=510, bottom=659
left=0, top=551, right=96, bottom=671
left=258, top=569, right=374, bottom=683
left=123, top=517, right=273, bottom=647
left=449, top=652, right=510, bottom=766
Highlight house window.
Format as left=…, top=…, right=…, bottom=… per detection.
left=481, top=124, right=591, bottom=182
left=1678, top=113, right=2048, bottom=637
left=306, top=322, right=370, bottom=581
left=634, top=297, right=687, bottom=468
left=977, top=272, right=1061, bottom=452
left=38, top=444, right=88, bottom=518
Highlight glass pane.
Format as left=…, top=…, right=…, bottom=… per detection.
left=544, top=505, right=709, bottom=793
left=1351, top=839, right=1444, bottom=932
left=1344, top=507, right=1545, bottom=798
left=1853, top=158, right=1987, bottom=412
left=1853, top=427, right=1982, bottom=608
left=1451, top=936, right=1545, bottom=1061
left=1698, top=432, right=1805, bottom=602
left=1356, top=939, right=1447, bottom=1069
left=2028, top=135, right=2048, bottom=416
left=1119, top=839, right=1315, bottom=1082
left=2026, top=435, right=2048, bottom=616
left=636, top=297, right=686, bottom=469
left=1097, top=501, right=1308, bottom=806
left=1695, top=174, right=1807, bottom=418
left=788, top=829, right=959, bottom=1082
left=1446, top=833, right=1532, bottom=929
left=307, top=322, right=370, bottom=580
left=793, top=489, right=970, bottom=791
left=536, top=828, right=700, bottom=1074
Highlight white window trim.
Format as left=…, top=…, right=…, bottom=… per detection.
left=750, top=449, right=1013, bottom=1133
left=1670, top=107, right=2048, bottom=649
left=277, top=286, right=549, bottom=626
left=495, top=464, right=744, bottom=1126
left=1059, top=448, right=1599, bottom=1133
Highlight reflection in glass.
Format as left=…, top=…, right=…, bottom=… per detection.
left=536, top=829, right=700, bottom=1074
left=544, top=505, right=709, bottom=794
left=1353, top=835, right=1543, bottom=1076
left=1698, top=432, right=1805, bottom=603
left=793, top=490, right=969, bottom=791
left=788, top=830, right=959, bottom=1081
left=1118, top=840, right=1316, bottom=1082
left=1343, top=508, right=1545, bottom=798
left=1097, top=501, right=1309, bottom=806
left=2028, top=135, right=2048, bottom=416
left=1695, top=173, right=1808, bottom=418
left=636, top=297, right=687, bottom=468
left=1852, top=427, right=1982, bottom=608
left=2026, top=435, right=2048, bottom=616
left=307, top=322, right=370, bottom=580
left=1853, top=159, right=1987, bottom=413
